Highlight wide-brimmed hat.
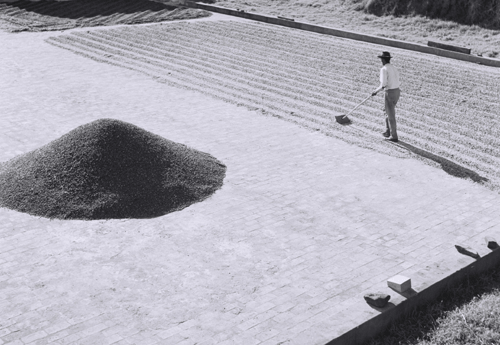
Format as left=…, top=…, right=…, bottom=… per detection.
left=377, top=51, right=392, bottom=59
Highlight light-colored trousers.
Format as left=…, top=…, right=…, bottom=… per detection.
left=384, top=88, right=400, bottom=138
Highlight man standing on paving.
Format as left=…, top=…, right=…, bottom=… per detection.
left=372, top=51, right=401, bottom=142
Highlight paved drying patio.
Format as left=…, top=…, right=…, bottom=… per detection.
left=1, top=15, right=500, bottom=345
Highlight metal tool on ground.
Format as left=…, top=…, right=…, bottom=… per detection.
left=335, top=94, right=373, bottom=124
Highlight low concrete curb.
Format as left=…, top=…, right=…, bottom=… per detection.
left=327, top=245, right=500, bottom=344
left=184, top=1, right=500, bottom=68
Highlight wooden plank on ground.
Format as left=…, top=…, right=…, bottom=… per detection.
left=428, top=40, right=471, bottom=55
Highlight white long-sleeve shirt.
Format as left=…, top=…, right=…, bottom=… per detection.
left=374, top=63, right=400, bottom=93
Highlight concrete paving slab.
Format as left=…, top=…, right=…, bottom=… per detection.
left=1, top=18, right=500, bottom=345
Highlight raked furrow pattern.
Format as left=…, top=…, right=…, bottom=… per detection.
left=46, top=20, right=500, bottom=188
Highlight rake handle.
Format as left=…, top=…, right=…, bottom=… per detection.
left=343, top=94, right=373, bottom=118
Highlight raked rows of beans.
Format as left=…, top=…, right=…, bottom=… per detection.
left=46, top=20, right=500, bottom=187
left=0, top=0, right=208, bottom=31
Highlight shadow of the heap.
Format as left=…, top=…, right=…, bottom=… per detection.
left=0, top=119, right=226, bottom=220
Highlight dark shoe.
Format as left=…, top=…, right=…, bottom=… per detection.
left=382, top=130, right=390, bottom=138
left=385, top=136, right=399, bottom=142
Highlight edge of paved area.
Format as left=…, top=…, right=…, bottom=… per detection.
left=181, top=1, right=500, bottom=68
left=328, top=244, right=500, bottom=344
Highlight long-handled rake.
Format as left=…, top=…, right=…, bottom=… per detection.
left=335, top=94, right=373, bottom=124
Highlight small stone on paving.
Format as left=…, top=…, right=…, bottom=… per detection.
left=485, top=237, right=499, bottom=250
left=387, top=275, right=411, bottom=293
left=364, top=293, right=391, bottom=308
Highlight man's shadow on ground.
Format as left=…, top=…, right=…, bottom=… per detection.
left=390, top=140, right=489, bottom=184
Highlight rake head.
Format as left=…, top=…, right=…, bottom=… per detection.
left=335, top=114, right=351, bottom=124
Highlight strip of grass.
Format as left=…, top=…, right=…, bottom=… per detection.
left=360, top=0, right=500, bottom=29
left=367, top=262, right=500, bottom=344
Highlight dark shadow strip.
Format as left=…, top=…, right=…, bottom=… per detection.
left=394, top=140, right=489, bottom=183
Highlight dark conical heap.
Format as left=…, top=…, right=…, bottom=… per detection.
left=0, top=119, right=226, bottom=219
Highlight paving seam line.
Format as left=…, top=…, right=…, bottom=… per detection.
left=182, top=1, right=500, bottom=68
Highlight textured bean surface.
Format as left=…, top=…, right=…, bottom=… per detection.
left=46, top=20, right=500, bottom=190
